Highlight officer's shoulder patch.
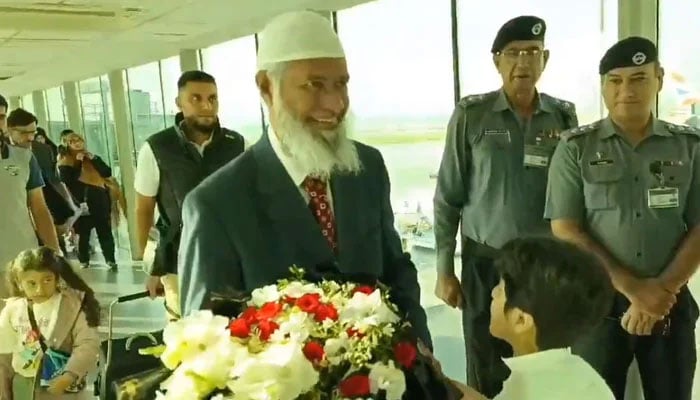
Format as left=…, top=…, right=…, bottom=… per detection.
left=551, top=96, right=575, bottom=112
left=458, top=91, right=496, bottom=109
left=665, top=122, right=700, bottom=137
left=561, top=121, right=600, bottom=141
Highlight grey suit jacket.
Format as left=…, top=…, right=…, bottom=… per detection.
left=178, top=135, right=432, bottom=347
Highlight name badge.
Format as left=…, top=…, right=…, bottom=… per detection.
left=589, top=159, right=614, bottom=166
left=524, top=144, right=552, bottom=168
left=648, top=187, right=680, bottom=209
left=484, top=129, right=510, bottom=136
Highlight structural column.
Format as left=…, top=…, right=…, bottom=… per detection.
left=62, top=82, right=83, bottom=132
left=179, top=49, right=201, bottom=71
left=8, top=96, right=21, bottom=110
left=107, top=69, right=139, bottom=256
left=618, top=0, right=658, bottom=41
left=32, top=90, right=48, bottom=128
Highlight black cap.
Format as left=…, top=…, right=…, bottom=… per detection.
left=491, top=16, right=546, bottom=54
left=599, top=36, right=657, bottom=75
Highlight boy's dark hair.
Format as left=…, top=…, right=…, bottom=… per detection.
left=495, top=237, right=614, bottom=350
left=7, top=108, right=37, bottom=128
left=177, top=70, right=216, bottom=89
left=0, top=94, right=7, bottom=109
left=60, top=129, right=75, bottom=137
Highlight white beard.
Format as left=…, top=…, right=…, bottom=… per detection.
left=271, top=92, right=362, bottom=181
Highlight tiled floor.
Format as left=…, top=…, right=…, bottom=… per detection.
left=82, top=237, right=700, bottom=399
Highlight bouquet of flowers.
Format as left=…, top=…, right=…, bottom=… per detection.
left=148, top=267, right=456, bottom=400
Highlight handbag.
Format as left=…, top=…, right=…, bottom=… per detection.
left=26, top=304, right=86, bottom=392
left=110, top=366, right=172, bottom=400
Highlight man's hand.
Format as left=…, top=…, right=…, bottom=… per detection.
left=621, top=304, right=659, bottom=336
left=146, top=276, right=164, bottom=299
left=47, top=373, right=74, bottom=395
left=435, top=273, right=464, bottom=309
left=620, top=276, right=676, bottom=317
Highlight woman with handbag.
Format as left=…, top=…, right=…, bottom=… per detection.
left=0, top=247, right=100, bottom=399
left=57, top=132, right=117, bottom=271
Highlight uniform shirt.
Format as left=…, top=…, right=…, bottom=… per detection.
left=494, top=348, right=614, bottom=400
left=0, top=293, right=62, bottom=377
left=545, top=118, right=700, bottom=277
left=433, top=89, right=577, bottom=272
left=134, top=124, right=250, bottom=197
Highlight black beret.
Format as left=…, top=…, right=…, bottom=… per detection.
left=491, top=16, right=546, bottom=54
left=599, top=36, right=658, bottom=75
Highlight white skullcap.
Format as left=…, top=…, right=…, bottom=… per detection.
left=256, top=10, right=345, bottom=71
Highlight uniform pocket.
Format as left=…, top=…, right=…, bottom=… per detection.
left=582, top=163, right=624, bottom=210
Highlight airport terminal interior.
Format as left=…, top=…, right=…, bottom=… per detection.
left=1, top=0, right=699, bottom=398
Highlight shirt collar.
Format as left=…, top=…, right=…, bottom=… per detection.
left=492, top=88, right=554, bottom=113
left=600, top=116, right=672, bottom=139
left=268, top=129, right=310, bottom=187
left=503, top=347, right=573, bottom=372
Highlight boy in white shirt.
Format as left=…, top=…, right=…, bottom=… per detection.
left=463, top=237, right=616, bottom=400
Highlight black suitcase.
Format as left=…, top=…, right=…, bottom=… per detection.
left=94, top=291, right=164, bottom=400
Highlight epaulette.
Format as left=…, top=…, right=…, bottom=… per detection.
left=458, top=92, right=495, bottom=109
left=560, top=121, right=600, bottom=141
left=665, top=122, right=700, bottom=137
left=551, top=97, right=575, bottom=112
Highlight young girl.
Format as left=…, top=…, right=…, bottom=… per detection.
left=0, top=247, right=100, bottom=399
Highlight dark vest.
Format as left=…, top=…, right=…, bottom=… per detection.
left=148, top=125, right=245, bottom=275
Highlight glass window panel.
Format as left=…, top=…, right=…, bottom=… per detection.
left=201, top=36, right=264, bottom=142
left=78, top=76, right=117, bottom=168
left=337, top=0, right=454, bottom=235
left=45, top=86, right=68, bottom=141
left=658, top=1, right=700, bottom=127
left=160, top=56, right=182, bottom=126
left=457, top=0, right=618, bottom=125
left=126, top=61, right=167, bottom=152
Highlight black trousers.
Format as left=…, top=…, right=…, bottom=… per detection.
left=573, top=288, right=698, bottom=400
left=74, top=185, right=115, bottom=264
left=460, top=244, right=513, bottom=398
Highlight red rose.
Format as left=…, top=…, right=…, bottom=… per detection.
left=240, top=306, right=258, bottom=324
left=394, top=341, right=417, bottom=369
left=338, top=374, right=371, bottom=397
left=302, top=341, right=325, bottom=363
left=353, top=285, right=375, bottom=295
left=283, top=296, right=297, bottom=305
left=255, top=302, right=283, bottom=321
left=313, top=303, right=338, bottom=322
left=346, top=328, right=365, bottom=338
left=229, top=318, right=250, bottom=338
left=257, top=320, right=280, bottom=341
left=296, top=293, right=321, bottom=313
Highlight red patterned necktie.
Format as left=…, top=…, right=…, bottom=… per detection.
left=303, top=176, right=337, bottom=251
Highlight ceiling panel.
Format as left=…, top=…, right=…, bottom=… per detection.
left=0, top=0, right=376, bottom=95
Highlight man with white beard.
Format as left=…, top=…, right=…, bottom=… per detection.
left=177, top=10, right=432, bottom=349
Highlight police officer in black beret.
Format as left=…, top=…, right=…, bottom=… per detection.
left=434, top=15, right=579, bottom=397
left=546, top=36, right=700, bottom=400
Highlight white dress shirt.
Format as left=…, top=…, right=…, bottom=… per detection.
left=494, top=348, right=614, bottom=400
left=267, top=130, right=334, bottom=212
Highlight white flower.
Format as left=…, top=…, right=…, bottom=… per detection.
left=369, top=361, right=406, bottom=400
left=324, top=332, right=351, bottom=365
left=269, top=310, right=312, bottom=343
left=160, top=310, right=231, bottom=369
left=280, top=281, right=322, bottom=299
left=158, top=367, right=216, bottom=399
left=250, top=285, right=280, bottom=307
left=339, top=290, right=400, bottom=329
left=228, top=342, right=318, bottom=400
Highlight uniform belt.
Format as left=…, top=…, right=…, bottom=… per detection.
left=462, top=238, right=500, bottom=259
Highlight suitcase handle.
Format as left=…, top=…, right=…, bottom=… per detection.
left=115, top=291, right=150, bottom=303
left=105, top=291, right=156, bottom=376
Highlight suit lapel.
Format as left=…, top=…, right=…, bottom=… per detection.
left=331, top=173, right=363, bottom=266
left=252, top=136, right=334, bottom=264
left=47, top=290, right=82, bottom=351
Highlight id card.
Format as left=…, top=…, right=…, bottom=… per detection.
left=647, top=187, right=679, bottom=209
left=524, top=144, right=552, bottom=168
